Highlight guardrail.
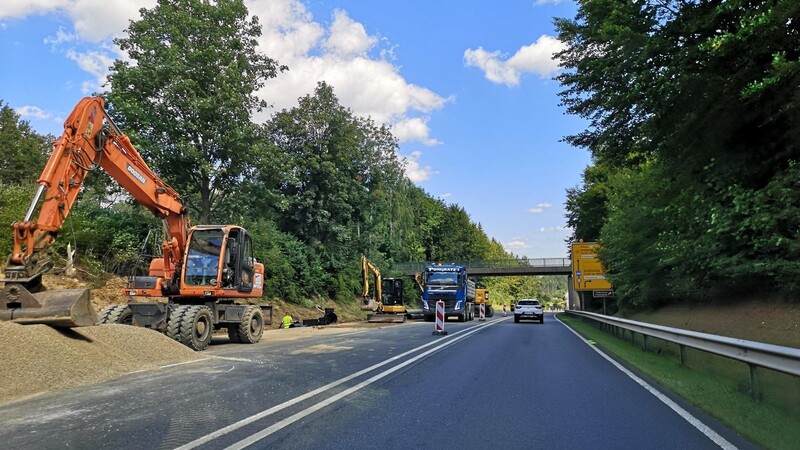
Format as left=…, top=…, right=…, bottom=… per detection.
left=566, top=310, right=800, bottom=399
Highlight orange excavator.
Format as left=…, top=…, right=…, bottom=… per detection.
left=0, top=97, right=270, bottom=350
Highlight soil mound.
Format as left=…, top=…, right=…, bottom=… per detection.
left=0, top=321, right=203, bottom=404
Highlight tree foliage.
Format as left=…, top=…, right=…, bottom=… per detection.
left=105, top=0, right=284, bottom=223
left=558, top=0, right=800, bottom=309
left=0, top=102, right=50, bottom=184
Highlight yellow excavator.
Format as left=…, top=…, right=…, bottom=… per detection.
left=359, top=255, right=406, bottom=323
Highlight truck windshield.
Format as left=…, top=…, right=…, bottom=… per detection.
left=426, top=272, right=458, bottom=285
left=185, top=230, right=225, bottom=286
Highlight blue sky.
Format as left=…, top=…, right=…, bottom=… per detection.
left=0, top=0, right=589, bottom=259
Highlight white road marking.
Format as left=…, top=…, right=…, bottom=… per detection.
left=175, top=320, right=501, bottom=450
left=555, top=314, right=738, bottom=450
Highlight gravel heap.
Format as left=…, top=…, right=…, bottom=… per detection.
left=0, top=321, right=203, bottom=404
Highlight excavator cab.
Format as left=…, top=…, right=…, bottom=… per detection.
left=380, top=278, right=405, bottom=314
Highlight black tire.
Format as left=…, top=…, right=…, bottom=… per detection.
left=540, top=316, right=544, bottom=324
left=514, top=315, right=520, bottom=323
left=166, top=305, right=189, bottom=342
left=486, top=306, right=494, bottom=317
left=235, top=305, right=264, bottom=344
left=98, top=304, right=133, bottom=325
left=227, top=325, right=242, bottom=343
left=325, top=312, right=338, bottom=325
left=179, top=305, right=214, bottom=351
left=458, top=313, right=465, bottom=323
left=424, top=315, right=434, bottom=322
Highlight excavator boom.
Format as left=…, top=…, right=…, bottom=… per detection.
left=1, top=97, right=189, bottom=327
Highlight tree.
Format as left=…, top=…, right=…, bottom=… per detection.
left=0, top=101, right=51, bottom=184
left=105, top=0, right=285, bottom=223
left=261, top=82, right=406, bottom=297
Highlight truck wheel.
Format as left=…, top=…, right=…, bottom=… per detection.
left=486, top=306, right=494, bottom=317
left=179, top=305, right=214, bottom=351
left=235, top=305, right=264, bottom=344
left=98, top=304, right=133, bottom=325
left=458, top=313, right=465, bottom=322
left=424, top=315, right=434, bottom=322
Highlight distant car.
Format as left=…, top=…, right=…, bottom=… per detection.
left=514, top=299, right=543, bottom=323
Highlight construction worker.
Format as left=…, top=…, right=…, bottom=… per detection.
left=282, top=314, right=294, bottom=329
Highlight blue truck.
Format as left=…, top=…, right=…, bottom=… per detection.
left=421, top=264, right=476, bottom=322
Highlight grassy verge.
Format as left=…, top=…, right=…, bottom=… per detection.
left=557, top=313, right=800, bottom=450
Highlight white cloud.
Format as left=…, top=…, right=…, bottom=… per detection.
left=5, top=0, right=448, bottom=172
left=464, top=35, right=565, bottom=86
left=439, top=192, right=451, bottom=200
left=528, top=202, right=554, bottom=213
left=248, top=0, right=448, bottom=138
left=15, top=105, right=52, bottom=120
left=504, top=240, right=530, bottom=249
left=539, top=226, right=571, bottom=233
left=534, top=0, right=563, bottom=5
left=402, top=150, right=434, bottom=182
left=66, top=49, right=114, bottom=93
left=391, top=117, right=440, bottom=146
left=0, top=0, right=156, bottom=42
left=44, top=26, right=78, bottom=46
left=323, top=9, right=376, bottom=57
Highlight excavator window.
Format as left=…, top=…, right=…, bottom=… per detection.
left=184, top=230, right=225, bottom=286
left=237, top=233, right=254, bottom=293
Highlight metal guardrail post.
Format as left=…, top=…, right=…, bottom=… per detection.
left=749, top=364, right=762, bottom=402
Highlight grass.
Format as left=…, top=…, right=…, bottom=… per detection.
left=558, top=313, right=800, bottom=450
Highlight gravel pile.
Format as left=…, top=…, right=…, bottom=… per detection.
left=0, top=321, right=204, bottom=404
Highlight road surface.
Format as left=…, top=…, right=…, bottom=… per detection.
left=0, top=313, right=757, bottom=449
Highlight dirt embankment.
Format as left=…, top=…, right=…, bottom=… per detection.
left=624, top=299, right=800, bottom=349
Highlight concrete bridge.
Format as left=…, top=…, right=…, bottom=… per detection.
left=393, top=258, right=572, bottom=277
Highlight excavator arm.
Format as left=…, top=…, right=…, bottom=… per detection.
left=1, top=96, right=190, bottom=326
left=359, top=255, right=383, bottom=312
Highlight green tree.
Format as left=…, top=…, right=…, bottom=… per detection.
left=106, top=0, right=285, bottom=223
left=0, top=102, right=51, bottom=184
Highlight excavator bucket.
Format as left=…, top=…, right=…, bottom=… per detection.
left=359, top=297, right=378, bottom=311
left=367, top=312, right=406, bottom=323
left=0, top=283, right=97, bottom=327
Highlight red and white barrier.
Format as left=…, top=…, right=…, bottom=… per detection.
left=433, top=300, right=447, bottom=335
left=479, top=303, right=486, bottom=321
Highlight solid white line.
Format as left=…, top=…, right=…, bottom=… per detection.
left=223, top=319, right=503, bottom=450
left=555, top=314, right=738, bottom=450
left=174, top=319, right=500, bottom=450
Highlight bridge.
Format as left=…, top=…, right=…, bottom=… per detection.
left=393, top=258, right=572, bottom=277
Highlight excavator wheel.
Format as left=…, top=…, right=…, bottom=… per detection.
left=227, top=325, right=242, bottom=343
left=165, top=305, right=187, bottom=343
left=179, top=305, right=214, bottom=351
left=98, top=305, right=133, bottom=325
left=232, top=305, right=263, bottom=344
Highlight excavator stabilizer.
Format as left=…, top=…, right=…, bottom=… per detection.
left=0, top=283, right=97, bottom=327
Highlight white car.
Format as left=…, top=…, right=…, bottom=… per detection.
left=514, top=299, right=544, bottom=323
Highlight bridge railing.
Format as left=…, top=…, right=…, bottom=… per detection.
left=393, top=258, right=571, bottom=273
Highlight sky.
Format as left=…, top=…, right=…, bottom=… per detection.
left=0, top=0, right=590, bottom=259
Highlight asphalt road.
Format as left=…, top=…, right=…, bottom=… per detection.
left=0, top=313, right=758, bottom=450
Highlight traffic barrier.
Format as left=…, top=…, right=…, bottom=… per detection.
left=432, top=300, right=447, bottom=335
left=479, top=303, right=485, bottom=321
